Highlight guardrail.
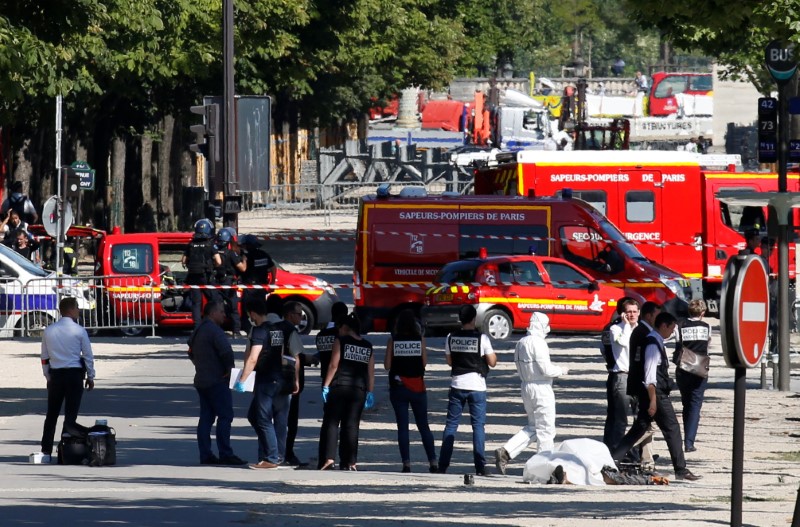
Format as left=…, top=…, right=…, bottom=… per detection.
left=239, top=182, right=428, bottom=225
left=2, top=274, right=157, bottom=338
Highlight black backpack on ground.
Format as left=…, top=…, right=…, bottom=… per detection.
left=57, top=422, right=117, bottom=466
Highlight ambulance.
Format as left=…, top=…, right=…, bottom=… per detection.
left=473, top=149, right=796, bottom=311
left=353, top=187, right=689, bottom=333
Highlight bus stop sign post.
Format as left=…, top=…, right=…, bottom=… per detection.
left=720, top=254, right=770, bottom=527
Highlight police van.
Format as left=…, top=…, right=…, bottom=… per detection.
left=0, top=243, right=94, bottom=337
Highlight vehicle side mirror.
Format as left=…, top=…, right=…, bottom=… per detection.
left=588, top=280, right=599, bottom=293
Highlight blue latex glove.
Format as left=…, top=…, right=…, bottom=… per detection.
left=233, top=381, right=246, bottom=393
left=364, top=391, right=375, bottom=410
left=321, top=386, right=330, bottom=403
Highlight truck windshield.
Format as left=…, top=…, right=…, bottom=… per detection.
left=597, top=219, right=648, bottom=262
left=0, top=244, right=49, bottom=277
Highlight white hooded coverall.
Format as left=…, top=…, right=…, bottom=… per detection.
left=501, top=312, right=565, bottom=457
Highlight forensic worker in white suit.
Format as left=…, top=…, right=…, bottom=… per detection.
left=495, top=312, right=568, bottom=475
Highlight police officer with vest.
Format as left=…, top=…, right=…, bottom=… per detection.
left=611, top=312, right=701, bottom=481
left=214, top=227, right=247, bottom=336
left=675, top=299, right=712, bottom=453
left=319, top=313, right=375, bottom=471
left=438, top=305, right=497, bottom=476
left=182, top=219, right=222, bottom=329
left=239, top=234, right=277, bottom=332
left=314, top=301, right=348, bottom=469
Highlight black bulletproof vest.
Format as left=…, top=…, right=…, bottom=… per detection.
left=333, top=335, right=373, bottom=389
left=389, top=337, right=424, bottom=378
left=315, top=326, right=338, bottom=380
left=448, top=329, right=486, bottom=377
left=629, top=333, right=672, bottom=396
left=255, top=322, right=284, bottom=377
left=186, top=238, right=215, bottom=275
left=678, top=319, right=710, bottom=355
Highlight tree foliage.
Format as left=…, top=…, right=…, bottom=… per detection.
left=623, top=0, right=800, bottom=92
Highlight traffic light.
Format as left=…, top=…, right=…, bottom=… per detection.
left=758, top=97, right=778, bottom=164
left=189, top=103, right=219, bottom=161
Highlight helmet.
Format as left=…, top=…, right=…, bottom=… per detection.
left=218, top=227, right=237, bottom=245
left=216, top=228, right=233, bottom=246
left=239, top=234, right=261, bottom=248
left=194, top=218, right=215, bottom=239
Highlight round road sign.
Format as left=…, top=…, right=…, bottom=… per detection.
left=722, top=255, right=770, bottom=368
left=765, top=40, right=798, bottom=84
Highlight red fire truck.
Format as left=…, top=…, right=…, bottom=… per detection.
left=354, top=187, right=689, bottom=333
left=473, top=150, right=796, bottom=311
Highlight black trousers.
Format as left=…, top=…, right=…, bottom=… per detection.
left=610, top=391, right=686, bottom=474
left=321, top=384, right=366, bottom=467
left=603, top=372, right=634, bottom=448
left=186, top=274, right=219, bottom=329
left=285, top=364, right=306, bottom=458
left=41, top=368, right=85, bottom=455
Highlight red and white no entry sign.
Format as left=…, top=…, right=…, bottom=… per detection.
left=722, top=255, right=770, bottom=368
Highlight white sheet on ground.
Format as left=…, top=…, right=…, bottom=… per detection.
left=522, top=438, right=615, bottom=485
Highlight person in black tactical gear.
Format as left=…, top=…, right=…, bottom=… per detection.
left=611, top=312, right=702, bottom=482
left=214, top=227, right=247, bottom=336
left=238, top=234, right=277, bottom=332
left=182, top=219, right=222, bottom=329
left=319, top=313, right=375, bottom=471
left=437, top=305, right=497, bottom=476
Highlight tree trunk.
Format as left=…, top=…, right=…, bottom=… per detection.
left=110, top=136, right=126, bottom=231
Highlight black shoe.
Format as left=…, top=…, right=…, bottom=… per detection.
left=219, top=455, right=247, bottom=465
left=401, top=464, right=411, bottom=473
left=676, top=470, right=702, bottom=481
left=437, top=466, right=448, bottom=474
left=200, top=455, right=220, bottom=465
left=685, top=445, right=697, bottom=453
left=476, top=467, right=492, bottom=477
left=285, top=454, right=309, bottom=467
left=429, top=463, right=439, bottom=474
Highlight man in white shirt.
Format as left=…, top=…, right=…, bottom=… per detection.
left=438, top=305, right=497, bottom=476
left=603, top=299, right=639, bottom=449
left=40, top=297, right=95, bottom=460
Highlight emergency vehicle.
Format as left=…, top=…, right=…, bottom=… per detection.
left=421, top=254, right=626, bottom=339
left=354, top=187, right=688, bottom=333
left=472, top=149, right=795, bottom=311
left=0, top=243, right=94, bottom=337
left=95, top=231, right=338, bottom=336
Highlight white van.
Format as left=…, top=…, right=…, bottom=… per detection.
left=0, top=244, right=94, bottom=337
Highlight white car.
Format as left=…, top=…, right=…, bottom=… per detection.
left=0, top=244, right=94, bottom=337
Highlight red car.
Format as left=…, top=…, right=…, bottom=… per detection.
left=421, top=254, right=627, bottom=340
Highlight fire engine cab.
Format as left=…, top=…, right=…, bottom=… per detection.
left=473, top=149, right=797, bottom=311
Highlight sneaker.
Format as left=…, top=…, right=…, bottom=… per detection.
left=249, top=461, right=279, bottom=469
left=219, top=455, right=248, bottom=465
left=494, top=447, right=510, bottom=476
left=201, top=455, right=221, bottom=465
left=675, top=470, right=702, bottom=481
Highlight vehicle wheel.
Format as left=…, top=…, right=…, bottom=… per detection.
left=295, top=302, right=315, bottom=335
left=118, top=321, right=146, bottom=337
left=23, top=312, right=54, bottom=338
left=482, top=309, right=512, bottom=340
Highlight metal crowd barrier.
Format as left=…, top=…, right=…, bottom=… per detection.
left=10, top=274, right=157, bottom=338
left=238, top=181, right=427, bottom=226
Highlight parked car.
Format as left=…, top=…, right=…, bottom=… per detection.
left=421, top=254, right=628, bottom=340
